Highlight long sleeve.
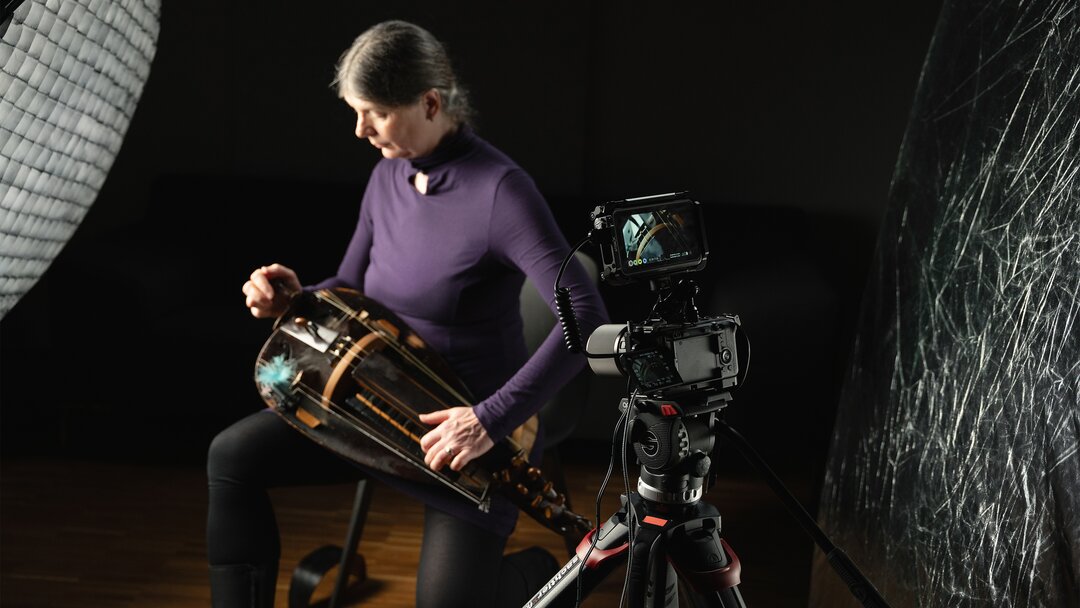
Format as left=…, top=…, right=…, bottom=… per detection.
left=471, top=170, right=609, bottom=442
left=309, top=175, right=377, bottom=291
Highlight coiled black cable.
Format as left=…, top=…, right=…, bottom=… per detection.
left=554, top=285, right=584, bottom=353
left=554, top=234, right=592, bottom=354
left=554, top=233, right=618, bottom=359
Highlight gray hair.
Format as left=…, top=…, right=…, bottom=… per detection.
left=333, top=20, right=473, bottom=125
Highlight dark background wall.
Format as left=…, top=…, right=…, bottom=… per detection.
left=0, top=1, right=941, bottom=491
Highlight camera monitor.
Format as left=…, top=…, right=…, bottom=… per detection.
left=592, top=193, right=708, bottom=285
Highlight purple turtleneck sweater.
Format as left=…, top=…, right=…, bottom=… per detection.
left=312, top=127, right=608, bottom=535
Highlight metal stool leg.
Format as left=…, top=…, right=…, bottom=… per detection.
left=288, top=479, right=373, bottom=608
left=329, top=479, right=372, bottom=607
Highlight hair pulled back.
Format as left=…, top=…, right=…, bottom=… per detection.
left=334, top=20, right=473, bottom=125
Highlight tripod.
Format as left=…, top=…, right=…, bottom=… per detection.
left=522, top=394, right=891, bottom=608
left=524, top=489, right=746, bottom=608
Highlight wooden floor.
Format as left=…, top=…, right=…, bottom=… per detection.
left=0, top=443, right=816, bottom=607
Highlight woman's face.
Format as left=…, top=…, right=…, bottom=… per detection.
left=343, top=92, right=439, bottom=159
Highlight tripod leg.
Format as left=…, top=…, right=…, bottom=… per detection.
left=520, top=509, right=631, bottom=608
left=625, top=523, right=671, bottom=608
left=678, top=583, right=746, bottom=608
left=666, top=516, right=746, bottom=608
left=643, top=555, right=680, bottom=608
left=623, top=510, right=735, bottom=608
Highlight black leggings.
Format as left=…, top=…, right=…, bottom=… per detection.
left=206, top=410, right=543, bottom=607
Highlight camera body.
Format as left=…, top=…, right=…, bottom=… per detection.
left=589, top=315, right=740, bottom=399
left=586, top=192, right=740, bottom=401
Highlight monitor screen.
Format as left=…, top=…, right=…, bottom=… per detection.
left=613, top=200, right=705, bottom=277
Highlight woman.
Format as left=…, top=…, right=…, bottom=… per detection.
left=208, top=20, right=608, bottom=608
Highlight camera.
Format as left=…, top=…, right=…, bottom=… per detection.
left=535, top=194, right=884, bottom=608
left=583, top=192, right=741, bottom=404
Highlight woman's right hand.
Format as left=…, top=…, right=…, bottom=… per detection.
left=243, top=263, right=302, bottom=318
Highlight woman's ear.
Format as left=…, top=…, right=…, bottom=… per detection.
left=422, top=89, right=442, bottom=120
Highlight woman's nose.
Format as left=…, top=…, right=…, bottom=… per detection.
left=355, top=114, right=372, bottom=138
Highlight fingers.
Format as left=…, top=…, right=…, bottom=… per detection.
left=418, top=411, right=448, bottom=453
left=247, top=303, right=274, bottom=318
left=242, top=278, right=277, bottom=316
left=419, top=410, right=454, bottom=452
left=242, top=281, right=268, bottom=312
left=448, top=448, right=471, bottom=472
left=249, top=266, right=276, bottom=300
left=428, top=444, right=453, bottom=471
left=418, top=410, right=450, bottom=425
left=419, top=427, right=440, bottom=454
left=243, top=264, right=301, bottom=317
left=263, top=263, right=301, bottom=295
left=424, top=441, right=471, bottom=472
left=420, top=411, right=456, bottom=470
left=420, top=430, right=448, bottom=469
left=419, top=408, right=493, bottom=471
left=247, top=264, right=300, bottom=298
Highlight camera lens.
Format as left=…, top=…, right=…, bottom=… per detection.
left=586, top=324, right=627, bottom=376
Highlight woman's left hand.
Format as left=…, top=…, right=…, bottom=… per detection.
left=419, top=407, right=495, bottom=471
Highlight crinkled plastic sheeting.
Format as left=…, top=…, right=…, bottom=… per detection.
left=810, top=0, right=1080, bottom=606
left=0, top=0, right=160, bottom=318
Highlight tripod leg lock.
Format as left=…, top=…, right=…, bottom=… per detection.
left=667, top=518, right=742, bottom=593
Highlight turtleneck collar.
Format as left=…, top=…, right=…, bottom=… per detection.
left=409, top=124, right=475, bottom=173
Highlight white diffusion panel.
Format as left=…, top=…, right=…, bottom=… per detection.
left=0, top=0, right=160, bottom=317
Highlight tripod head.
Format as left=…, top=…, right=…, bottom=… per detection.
left=623, top=394, right=727, bottom=507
